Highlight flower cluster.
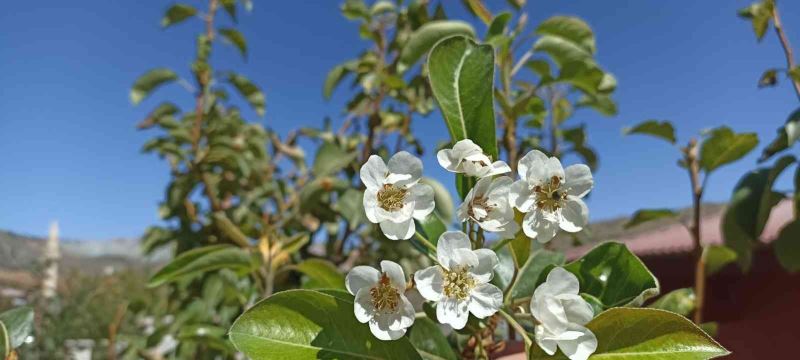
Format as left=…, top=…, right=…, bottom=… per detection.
left=349, top=140, right=596, bottom=359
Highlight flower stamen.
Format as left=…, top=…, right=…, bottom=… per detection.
left=377, top=184, right=408, bottom=211
left=442, top=266, right=476, bottom=300
left=370, top=273, right=400, bottom=312
left=534, top=175, right=567, bottom=212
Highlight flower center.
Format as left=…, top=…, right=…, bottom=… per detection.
left=369, top=273, right=400, bottom=312
left=442, top=266, right=476, bottom=300
left=468, top=196, right=493, bottom=221
left=534, top=175, right=567, bottom=212
left=377, top=184, right=408, bottom=211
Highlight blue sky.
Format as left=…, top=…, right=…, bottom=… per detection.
left=1, top=0, right=798, bottom=240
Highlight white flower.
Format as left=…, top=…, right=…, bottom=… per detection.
left=457, top=176, right=519, bottom=239
left=413, top=231, right=503, bottom=330
left=437, top=139, right=511, bottom=178
left=346, top=260, right=416, bottom=341
left=509, top=150, right=593, bottom=243
left=361, top=151, right=435, bottom=240
left=531, top=267, right=597, bottom=360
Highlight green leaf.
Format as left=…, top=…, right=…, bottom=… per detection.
left=341, top=0, right=370, bottom=20
left=536, top=242, right=659, bottom=308
left=774, top=219, right=800, bottom=272
left=508, top=231, right=531, bottom=269
left=528, top=308, right=728, bottom=359
left=758, top=68, right=779, bottom=87
left=623, top=120, right=677, bottom=144
left=408, top=316, right=458, bottom=360
left=312, top=141, right=357, bottom=176
left=536, top=16, right=596, bottom=54
left=509, top=250, right=565, bottom=300
left=703, top=245, right=738, bottom=276
left=416, top=213, right=447, bottom=248
left=700, top=126, right=758, bottom=173
left=370, top=0, right=395, bottom=16
left=219, top=28, right=247, bottom=59
left=486, top=12, right=512, bottom=40
left=162, top=4, right=197, bottom=28
left=398, top=21, right=476, bottom=72
left=463, top=0, right=492, bottom=24
left=648, top=288, right=695, bottom=317
left=421, top=177, right=454, bottom=222
left=723, top=155, right=795, bottom=270
left=333, top=188, right=366, bottom=230
left=226, top=72, right=266, bottom=117
left=428, top=36, right=497, bottom=160
left=148, top=245, right=256, bottom=287
left=738, top=1, right=774, bottom=41
left=292, top=259, right=346, bottom=290
left=533, top=35, right=591, bottom=68
left=0, top=307, right=33, bottom=350
left=759, top=107, right=800, bottom=162
left=624, top=208, right=678, bottom=229
left=229, top=289, right=422, bottom=359
left=220, top=0, right=237, bottom=22
left=0, top=321, right=7, bottom=358
left=323, top=60, right=357, bottom=100
left=130, top=68, right=178, bottom=105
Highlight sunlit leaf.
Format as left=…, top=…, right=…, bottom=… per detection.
left=648, top=288, right=695, bottom=317
left=398, top=21, right=476, bottom=72
left=312, top=141, right=357, bottom=176
left=408, top=316, right=458, bottom=360
left=130, top=68, right=178, bottom=105
left=486, top=12, right=512, bottom=40
left=229, top=290, right=422, bottom=359
left=536, top=16, right=596, bottom=54
left=463, top=0, right=492, bottom=24
left=760, top=107, right=800, bottom=162
left=758, top=68, right=779, bottom=88
left=623, top=120, right=676, bottom=144
left=226, top=72, right=265, bottom=116
left=509, top=250, right=565, bottom=300
left=148, top=245, right=257, bottom=287
left=624, top=208, right=678, bottom=229
left=700, top=126, right=758, bottom=173
left=162, top=4, right=197, bottom=28
left=219, top=28, right=247, bottom=59
left=292, top=259, right=346, bottom=290
left=0, top=307, right=33, bottom=351
left=704, top=245, right=738, bottom=276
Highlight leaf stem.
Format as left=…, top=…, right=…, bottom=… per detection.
left=413, top=231, right=438, bottom=262
left=498, top=308, right=532, bottom=348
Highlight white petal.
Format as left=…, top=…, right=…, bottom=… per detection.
left=544, top=267, right=581, bottom=296
left=560, top=197, right=588, bottom=233
left=414, top=266, right=444, bottom=302
left=397, top=294, right=416, bottom=329
left=523, top=211, right=559, bottom=243
left=468, top=283, right=502, bottom=318
left=471, top=176, right=493, bottom=198
left=559, top=294, right=594, bottom=326
left=436, top=231, right=472, bottom=269
left=363, top=188, right=380, bottom=223
left=387, top=151, right=422, bottom=186
left=509, top=180, right=535, bottom=212
left=457, top=194, right=472, bottom=223
left=375, top=200, right=414, bottom=223
left=410, top=183, right=435, bottom=219
left=437, top=148, right=458, bottom=172
left=380, top=218, right=415, bottom=240
left=461, top=153, right=493, bottom=177
left=354, top=288, right=375, bottom=323
left=360, top=155, right=387, bottom=190
left=448, top=249, right=479, bottom=270
left=564, top=164, right=593, bottom=198
left=486, top=176, right=512, bottom=200
left=380, top=260, right=407, bottom=290
left=532, top=296, right=569, bottom=334
left=518, top=150, right=548, bottom=180
left=483, top=160, right=512, bottom=177
left=544, top=156, right=565, bottom=181
left=535, top=325, right=559, bottom=355
left=436, top=297, right=470, bottom=330
left=369, top=320, right=406, bottom=341
left=470, top=248, right=499, bottom=283
left=346, top=266, right=380, bottom=295
left=557, top=324, right=598, bottom=360
left=404, top=287, right=426, bottom=312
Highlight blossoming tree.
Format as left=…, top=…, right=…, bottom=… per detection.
left=228, top=33, right=729, bottom=359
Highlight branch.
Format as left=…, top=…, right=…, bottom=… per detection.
left=772, top=4, right=800, bottom=101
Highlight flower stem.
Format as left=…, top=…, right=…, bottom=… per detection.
left=413, top=231, right=438, bottom=261
left=498, top=308, right=532, bottom=348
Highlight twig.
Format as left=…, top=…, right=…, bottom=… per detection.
left=684, top=139, right=706, bottom=324
left=498, top=309, right=531, bottom=348
left=772, top=5, right=800, bottom=101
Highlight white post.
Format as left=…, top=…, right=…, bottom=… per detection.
left=42, top=221, right=60, bottom=299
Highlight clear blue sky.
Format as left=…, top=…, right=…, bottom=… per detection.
left=1, top=1, right=798, bottom=240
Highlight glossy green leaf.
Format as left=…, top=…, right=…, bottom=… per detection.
left=229, top=289, right=422, bottom=359
left=774, top=219, right=800, bottom=272
left=323, top=60, right=357, bottom=100
left=703, top=245, right=738, bottom=276
left=148, top=245, right=256, bottom=287
left=536, top=242, right=659, bottom=308
left=463, top=0, right=492, bottom=24
left=219, top=28, right=247, bottom=59
left=408, top=316, right=458, bottom=360
left=528, top=308, right=728, bottom=359
left=226, top=72, right=266, bottom=116
left=312, top=141, right=356, bottom=176
left=0, top=306, right=33, bottom=350
left=648, top=288, right=695, bottom=317
left=759, top=107, right=800, bottom=162
left=723, top=155, right=795, bottom=270
left=428, top=36, right=497, bottom=160
left=341, top=0, right=369, bottom=20
left=509, top=250, right=565, bottom=300
left=416, top=213, right=447, bottom=248
left=486, top=12, right=512, bottom=40
left=130, top=68, right=178, bottom=105
left=576, top=93, right=617, bottom=116
left=536, top=16, right=596, bottom=54
left=624, top=208, right=678, bottom=229
left=623, top=120, right=676, bottom=144
left=421, top=177, right=454, bottom=222
left=699, top=126, right=758, bottom=173
left=533, top=35, right=591, bottom=68
left=162, top=4, right=197, bottom=28
left=398, top=21, right=476, bottom=72
left=509, top=231, right=531, bottom=269
left=292, top=259, right=346, bottom=290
